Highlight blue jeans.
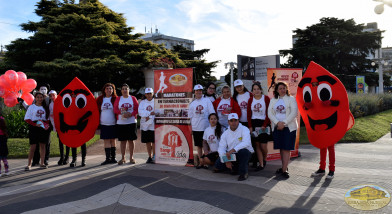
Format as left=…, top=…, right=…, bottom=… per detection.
left=214, top=149, right=252, bottom=175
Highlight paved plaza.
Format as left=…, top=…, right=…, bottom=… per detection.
left=0, top=134, right=391, bottom=213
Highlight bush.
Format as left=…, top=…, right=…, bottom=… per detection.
left=348, top=93, right=392, bottom=118
left=0, top=100, right=28, bottom=138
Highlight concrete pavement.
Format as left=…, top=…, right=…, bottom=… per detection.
left=0, top=133, right=392, bottom=213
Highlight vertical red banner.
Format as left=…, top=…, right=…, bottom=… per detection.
left=267, top=68, right=302, bottom=160
left=154, top=68, right=193, bottom=165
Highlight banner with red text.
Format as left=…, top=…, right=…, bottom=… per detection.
left=154, top=68, right=193, bottom=165
left=267, top=68, right=302, bottom=160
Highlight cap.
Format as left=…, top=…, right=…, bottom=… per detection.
left=234, top=79, right=243, bottom=87
left=193, top=84, right=203, bottom=90
left=48, top=90, right=57, bottom=95
left=228, top=113, right=239, bottom=121
left=145, top=88, right=153, bottom=94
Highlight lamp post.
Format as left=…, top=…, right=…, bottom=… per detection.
left=224, top=62, right=237, bottom=94
left=371, top=49, right=390, bottom=93
left=374, top=0, right=392, bottom=14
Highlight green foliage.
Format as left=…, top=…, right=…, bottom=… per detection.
left=172, top=45, right=219, bottom=86
left=280, top=17, right=382, bottom=87
left=300, top=109, right=392, bottom=143
left=348, top=93, right=392, bottom=118
left=224, top=68, right=238, bottom=85
left=4, top=0, right=183, bottom=92
left=7, top=133, right=100, bottom=158
left=0, top=102, right=28, bottom=138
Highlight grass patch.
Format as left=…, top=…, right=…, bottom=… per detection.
left=299, top=109, right=392, bottom=144
left=7, top=133, right=100, bottom=159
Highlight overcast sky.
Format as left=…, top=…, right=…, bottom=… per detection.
left=1, top=0, right=392, bottom=78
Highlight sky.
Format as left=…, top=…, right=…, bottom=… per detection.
left=1, top=0, right=392, bottom=78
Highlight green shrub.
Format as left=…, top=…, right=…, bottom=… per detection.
left=0, top=100, right=28, bottom=138
left=348, top=93, right=392, bottom=118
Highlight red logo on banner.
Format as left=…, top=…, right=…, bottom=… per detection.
left=292, top=72, right=299, bottom=82
left=162, top=131, right=183, bottom=157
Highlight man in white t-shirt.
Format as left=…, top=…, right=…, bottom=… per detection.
left=214, top=113, right=254, bottom=181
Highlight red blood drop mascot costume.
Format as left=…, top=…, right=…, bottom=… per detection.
left=54, top=77, right=99, bottom=167
left=296, top=61, right=354, bottom=179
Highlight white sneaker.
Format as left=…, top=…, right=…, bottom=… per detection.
left=311, top=169, right=325, bottom=176
left=5, top=172, right=9, bottom=176
left=326, top=171, right=334, bottom=179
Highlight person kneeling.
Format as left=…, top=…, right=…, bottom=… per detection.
left=214, top=113, right=254, bottom=181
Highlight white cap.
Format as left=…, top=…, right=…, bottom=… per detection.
left=234, top=79, right=243, bottom=87
left=228, top=113, right=239, bottom=120
left=48, top=90, right=57, bottom=95
left=193, top=84, right=203, bottom=90
left=145, top=88, right=153, bottom=94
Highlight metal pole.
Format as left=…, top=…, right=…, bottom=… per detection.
left=230, top=63, right=234, bottom=94
left=378, top=48, right=384, bottom=94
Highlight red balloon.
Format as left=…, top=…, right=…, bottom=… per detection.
left=4, top=70, right=18, bottom=86
left=20, top=79, right=37, bottom=93
left=0, top=86, right=6, bottom=97
left=21, top=92, right=34, bottom=105
left=0, top=75, right=10, bottom=89
left=16, top=72, right=27, bottom=86
left=4, top=93, right=18, bottom=107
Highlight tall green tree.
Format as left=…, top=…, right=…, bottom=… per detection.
left=280, top=17, right=382, bottom=73
left=4, top=0, right=184, bottom=92
left=172, top=45, right=218, bottom=86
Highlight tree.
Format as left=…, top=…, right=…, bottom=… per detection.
left=224, top=68, right=238, bottom=86
left=279, top=17, right=383, bottom=89
left=4, top=0, right=184, bottom=92
left=172, top=45, right=218, bottom=86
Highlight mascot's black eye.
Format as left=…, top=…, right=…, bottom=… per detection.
left=62, top=94, right=72, bottom=108
left=302, top=86, right=312, bottom=103
left=75, top=94, right=87, bottom=108
left=317, top=83, right=332, bottom=101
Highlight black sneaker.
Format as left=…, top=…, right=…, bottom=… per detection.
left=255, top=165, right=264, bottom=172
left=238, top=173, right=248, bottom=181
left=326, top=171, right=334, bottom=179
left=146, top=157, right=153, bottom=164
left=57, top=158, right=64, bottom=166
left=101, top=159, right=111, bottom=165
left=275, top=168, right=288, bottom=174
left=311, top=169, right=325, bottom=177
left=282, top=171, right=290, bottom=179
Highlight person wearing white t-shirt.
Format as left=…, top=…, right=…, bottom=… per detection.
left=212, top=85, right=241, bottom=129
left=200, top=113, right=225, bottom=167
left=214, top=113, right=254, bottom=181
left=97, top=83, right=118, bottom=165
left=24, top=92, right=50, bottom=171
left=247, top=83, right=271, bottom=171
left=49, top=90, right=70, bottom=166
left=233, top=79, right=252, bottom=127
left=268, top=82, right=298, bottom=179
left=114, top=84, right=139, bottom=165
left=203, top=82, right=217, bottom=103
left=138, top=88, right=155, bottom=164
left=189, top=84, right=216, bottom=168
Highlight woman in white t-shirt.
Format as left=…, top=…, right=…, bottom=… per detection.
left=96, top=83, right=118, bottom=165
left=247, top=82, right=271, bottom=171
left=113, top=83, right=139, bottom=165
left=200, top=113, right=225, bottom=167
left=212, top=85, right=241, bottom=129
left=233, top=79, right=252, bottom=127
left=24, top=92, right=51, bottom=171
left=138, top=88, right=155, bottom=164
left=189, top=84, right=215, bottom=169
left=268, top=82, right=298, bottom=179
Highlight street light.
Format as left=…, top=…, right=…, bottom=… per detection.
left=373, top=0, right=392, bottom=14
left=371, top=49, right=391, bottom=93
left=224, top=62, right=237, bottom=94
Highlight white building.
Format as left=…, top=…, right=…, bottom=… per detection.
left=140, top=28, right=194, bottom=51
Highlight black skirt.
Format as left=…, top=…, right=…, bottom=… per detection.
left=29, top=124, right=50, bottom=145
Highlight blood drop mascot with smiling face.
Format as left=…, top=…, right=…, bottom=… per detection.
left=296, top=61, right=354, bottom=179
left=54, top=77, right=99, bottom=167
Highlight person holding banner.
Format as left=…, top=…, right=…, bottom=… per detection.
left=114, top=83, right=139, bottom=165
left=213, top=85, right=241, bottom=129
left=24, top=92, right=50, bottom=170
left=214, top=113, right=253, bottom=181
left=189, top=84, right=216, bottom=168
left=203, top=82, right=217, bottom=103
left=247, top=82, right=271, bottom=171
left=96, top=83, right=118, bottom=165
left=200, top=113, right=225, bottom=167
left=138, top=88, right=155, bottom=164
left=268, top=82, right=298, bottom=179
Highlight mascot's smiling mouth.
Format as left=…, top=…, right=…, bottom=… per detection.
left=59, top=111, right=92, bottom=134
left=308, top=111, right=337, bottom=131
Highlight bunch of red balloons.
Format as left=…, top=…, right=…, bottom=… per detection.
left=0, top=70, right=36, bottom=107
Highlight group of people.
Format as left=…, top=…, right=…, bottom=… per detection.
left=0, top=79, right=335, bottom=181
left=189, top=80, right=299, bottom=181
